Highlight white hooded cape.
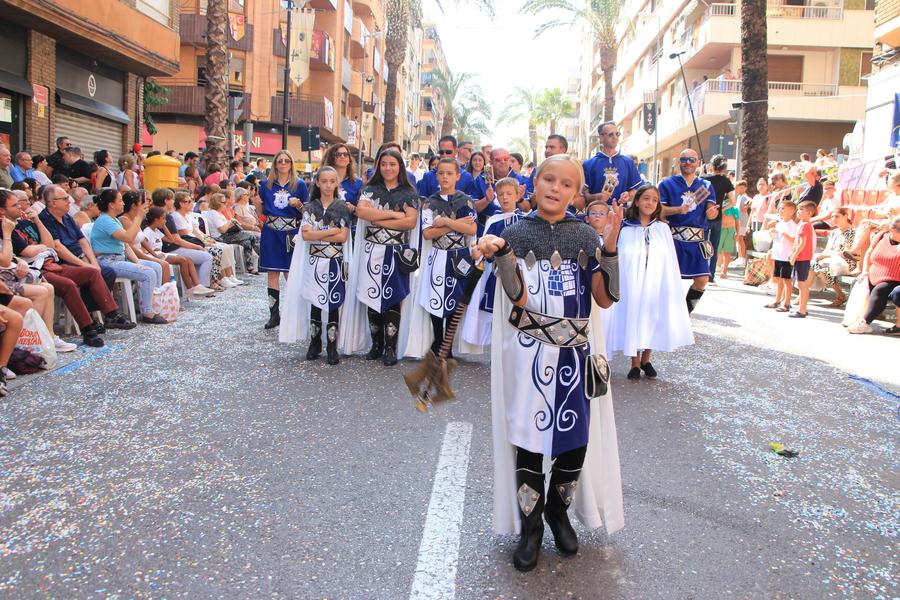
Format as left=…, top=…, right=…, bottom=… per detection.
left=490, top=286, right=625, bottom=536
left=602, top=221, right=694, bottom=357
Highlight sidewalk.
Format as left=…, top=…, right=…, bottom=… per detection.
left=694, top=268, right=898, bottom=394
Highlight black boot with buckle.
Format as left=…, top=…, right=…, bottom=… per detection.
left=513, top=448, right=545, bottom=572
left=382, top=307, right=400, bottom=366
left=365, top=308, right=383, bottom=360
left=544, top=446, right=586, bottom=556
left=326, top=320, right=340, bottom=365
left=265, top=287, right=280, bottom=329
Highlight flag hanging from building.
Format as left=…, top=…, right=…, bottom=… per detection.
left=361, top=112, right=374, bottom=150
left=289, top=9, right=316, bottom=88
left=228, top=13, right=246, bottom=41
left=891, top=93, right=900, bottom=152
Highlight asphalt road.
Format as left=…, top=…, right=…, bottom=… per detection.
left=1, top=272, right=896, bottom=599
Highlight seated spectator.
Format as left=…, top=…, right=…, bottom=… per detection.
left=232, top=187, right=260, bottom=233
left=810, top=179, right=839, bottom=230
left=2, top=188, right=133, bottom=347
left=90, top=189, right=166, bottom=324
left=0, top=304, right=24, bottom=396
left=0, top=216, right=75, bottom=352
left=70, top=187, right=89, bottom=218
left=150, top=188, right=216, bottom=297
left=203, top=193, right=260, bottom=274
left=141, top=206, right=208, bottom=295
left=184, top=165, right=202, bottom=200
left=73, top=194, right=99, bottom=228
left=171, top=192, right=242, bottom=289
left=811, top=207, right=857, bottom=307
left=203, top=163, right=227, bottom=187
left=30, top=154, right=53, bottom=187
left=92, top=150, right=117, bottom=192
left=872, top=172, right=900, bottom=223
left=119, top=191, right=170, bottom=286
left=230, top=160, right=245, bottom=184
left=10, top=182, right=34, bottom=208
left=848, top=215, right=900, bottom=335
left=9, top=151, right=33, bottom=182
left=117, top=154, right=141, bottom=190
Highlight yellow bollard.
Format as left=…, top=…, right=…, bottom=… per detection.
left=142, top=154, right=181, bottom=193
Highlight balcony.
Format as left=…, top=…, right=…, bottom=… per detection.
left=352, top=0, right=383, bottom=23
left=351, top=18, right=367, bottom=58
left=270, top=95, right=333, bottom=133
left=147, top=85, right=252, bottom=118
left=180, top=13, right=254, bottom=51
left=308, top=0, right=337, bottom=11
left=349, top=70, right=364, bottom=105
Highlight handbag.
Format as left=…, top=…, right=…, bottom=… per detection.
left=584, top=353, right=610, bottom=399
left=842, top=275, right=870, bottom=327
left=151, top=281, right=180, bottom=322
left=8, top=347, right=47, bottom=375
left=699, top=240, right=714, bottom=260
left=450, top=253, right=475, bottom=279
left=396, top=247, right=420, bottom=274
left=743, top=257, right=769, bottom=286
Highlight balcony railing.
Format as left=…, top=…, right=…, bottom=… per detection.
left=700, top=1, right=844, bottom=21
left=147, top=85, right=253, bottom=117
left=270, top=95, right=331, bottom=131
left=702, top=79, right=840, bottom=96
left=181, top=14, right=254, bottom=50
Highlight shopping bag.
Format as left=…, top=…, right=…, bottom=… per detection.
left=152, top=281, right=180, bottom=322
left=841, top=275, right=869, bottom=327
left=743, top=258, right=769, bottom=287
left=15, top=308, right=58, bottom=369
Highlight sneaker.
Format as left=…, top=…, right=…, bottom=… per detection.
left=707, top=280, right=718, bottom=287
left=227, top=276, right=245, bottom=286
left=847, top=320, right=874, bottom=334
left=104, top=311, right=137, bottom=330
left=189, top=285, right=216, bottom=297
left=219, top=278, right=238, bottom=289
left=3, top=367, right=16, bottom=380
left=54, top=336, right=78, bottom=353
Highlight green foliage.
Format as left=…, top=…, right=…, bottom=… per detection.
left=142, top=78, right=169, bottom=136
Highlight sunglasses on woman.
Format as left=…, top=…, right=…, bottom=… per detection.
left=334, top=151, right=350, bottom=158
left=276, top=158, right=292, bottom=164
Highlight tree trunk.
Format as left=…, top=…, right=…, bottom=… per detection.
left=528, top=122, right=538, bottom=164
left=383, top=0, right=409, bottom=144
left=740, top=0, right=768, bottom=194
left=441, top=110, right=454, bottom=137
left=599, top=37, right=617, bottom=122
left=204, top=0, right=228, bottom=166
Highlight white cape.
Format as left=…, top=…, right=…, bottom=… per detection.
left=490, top=286, right=625, bottom=536
left=603, top=221, right=694, bottom=356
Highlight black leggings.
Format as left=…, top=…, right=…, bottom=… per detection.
left=309, top=306, right=339, bottom=328
left=515, top=445, right=587, bottom=473
left=863, top=280, right=900, bottom=324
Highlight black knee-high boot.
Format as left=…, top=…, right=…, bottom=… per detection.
left=545, top=446, right=587, bottom=555
left=265, top=287, right=280, bottom=329
left=430, top=314, right=444, bottom=355
left=366, top=308, right=383, bottom=360
left=307, top=306, right=322, bottom=360
left=326, top=310, right=340, bottom=365
left=514, top=447, right=545, bottom=572
left=686, top=287, right=705, bottom=314
left=382, top=306, right=401, bottom=366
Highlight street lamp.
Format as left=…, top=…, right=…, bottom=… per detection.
left=357, top=29, right=384, bottom=172
left=670, top=49, right=705, bottom=165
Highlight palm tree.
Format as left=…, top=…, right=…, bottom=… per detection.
left=507, top=135, right=532, bottom=160
left=430, top=67, right=489, bottom=137
left=453, top=102, right=491, bottom=145
left=536, top=87, right=576, bottom=135
left=521, top=0, right=623, bottom=122
left=204, top=0, right=229, bottom=166
left=741, top=0, right=768, bottom=194
left=383, top=0, right=494, bottom=142
left=497, top=87, right=542, bottom=164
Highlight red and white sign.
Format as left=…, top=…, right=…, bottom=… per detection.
left=32, top=84, right=49, bottom=106
left=199, top=127, right=284, bottom=156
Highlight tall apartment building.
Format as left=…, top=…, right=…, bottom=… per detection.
left=0, top=0, right=180, bottom=157
left=148, top=0, right=391, bottom=162
left=862, top=0, right=900, bottom=160
left=582, top=0, right=875, bottom=177
left=416, top=24, right=448, bottom=156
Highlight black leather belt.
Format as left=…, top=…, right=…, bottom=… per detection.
left=309, top=243, right=343, bottom=259
left=432, top=232, right=467, bottom=251
left=364, top=226, right=406, bottom=246
left=509, top=305, right=589, bottom=347
left=265, top=216, right=299, bottom=231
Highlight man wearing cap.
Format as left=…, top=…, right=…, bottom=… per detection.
left=583, top=121, right=642, bottom=206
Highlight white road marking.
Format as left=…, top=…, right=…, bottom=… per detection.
left=409, top=421, right=473, bottom=600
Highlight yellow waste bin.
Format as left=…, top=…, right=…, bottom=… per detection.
left=142, top=154, right=182, bottom=193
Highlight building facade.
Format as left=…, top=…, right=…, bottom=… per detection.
left=416, top=24, right=448, bottom=156
left=580, top=0, right=875, bottom=178
left=148, top=0, right=391, bottom=164
left=861, top=0, right=900, bottom=161
left=0, top=0, right=181, bottom=158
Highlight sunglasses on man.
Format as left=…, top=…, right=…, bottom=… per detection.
left=679, top=157, right=698, bottom=164
left=438, top=149, right=455, bottom=156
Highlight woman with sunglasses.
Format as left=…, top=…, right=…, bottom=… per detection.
left=322, top=143, right=363, bottom=218
left=258, top=150, right=309, bottom=329
left=347, top=149, right=420, bottom=366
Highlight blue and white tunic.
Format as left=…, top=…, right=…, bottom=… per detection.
left=356, top=183, right=420, bottom=312
left=300, top=198, right=351, bottom=313
left=498, top=214, right=604, bottom=458
left=419, top=192, right=477, bottom=317
left=258, top=178, right=309, bottom=272
left=658, top=174, right=717, bottom=278
left=479, top=210, right=523, bottom=313
left=339, top=177, right=364, bottom=206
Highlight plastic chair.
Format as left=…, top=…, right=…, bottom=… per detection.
left=114, top=277, right=137, bottom=323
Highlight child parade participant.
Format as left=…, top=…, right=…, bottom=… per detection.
left=461, top=177, right=523, bottom=346
left=279, top=167, right=351, bottom=365
left=419, top=158, right=477, bottom=355
left=602, top=185, right=693, bottom=380
left=658, top=148, right=719, bottom=313
left=258, top=150, right=309, bottom=329
left=473, top=154, right=624, bottom=572
left=351, top=149, right=420, bottom=366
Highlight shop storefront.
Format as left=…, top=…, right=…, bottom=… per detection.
left=55, top=50, right=129, bottom=158
left=0, top=22, right=33, bottom=150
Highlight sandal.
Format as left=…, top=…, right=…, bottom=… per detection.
left=884, top=326, right=900, bottom=337
left=775, top=305, right=791, bottom=313
left=828, top=296, right=847, bottom=308
left=765, top=302, right=780, bottom=309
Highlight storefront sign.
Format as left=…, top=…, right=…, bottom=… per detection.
left=199, top=127, right=283, bottom=156
left=32, top=84, right=48, bottom=106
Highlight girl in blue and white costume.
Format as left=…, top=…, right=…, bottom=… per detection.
left=258, top=149, right=309, bottom=329
left=461, top=176, right=523, bottom=347
left=602, top=184, right=694, bottom=381
left=279, top=167, right=352, bottom=366
left=419, top=158, right=477, bottom=355
left=473, top=154, right=624, bottom=573
left=348, top=149, right=420, bottom=367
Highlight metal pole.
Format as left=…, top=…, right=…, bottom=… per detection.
left=282, top=0, right=293, bottom=151
left=226, top=51, right=233, bottom=158
left=358, top=36, right=366, bottom=175
left=673, top=52, right=705, bottom=165
left=652, top=16, right=660, bottom=183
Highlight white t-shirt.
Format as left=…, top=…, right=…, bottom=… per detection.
left=143, top=226, right=164, bottom=252
left=772, top=219, right=798, bottom=262
left=170, top=211, right=192, bottom=234
left=33, top=170, right=52, bottom=186
left=203, top=210, right=229, bottom=239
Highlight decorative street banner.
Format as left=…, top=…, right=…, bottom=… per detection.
left=228, top=13, right=245, bottom=41
left=642, top=102, right=657, bottom=135
left=361, top=112, right=374, bottom=150
left=289, top=9, right=316, bottom=88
